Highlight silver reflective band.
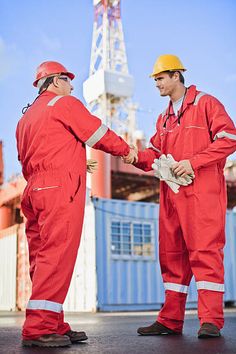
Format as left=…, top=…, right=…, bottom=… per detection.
left=85, top=124, right=108, bottom=147
left=148, top=142, right=161, bottom=153
left=193, top=92, right=206, bottom=105
left=27, top=299, right=63, bottom=313
left=196, top=281, right=225, bottom=292
left=47, top=95, right=64, bottom=106
left=164, top=282, right=188, bottom=294
left=213, top=130, right=236, bottom=141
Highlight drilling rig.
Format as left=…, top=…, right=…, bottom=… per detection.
left=83, top=0, right=138, bottom=198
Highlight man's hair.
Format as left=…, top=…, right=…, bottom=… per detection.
left=167, top=71, right=185, bottom=84
left=37, top=76, right=55, bottom=94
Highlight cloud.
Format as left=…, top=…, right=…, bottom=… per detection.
left=225, top=74, right=236, bottom=83
left=41, top=34, right=62, bottom=51
left=0, top=37, right=23, bottom=80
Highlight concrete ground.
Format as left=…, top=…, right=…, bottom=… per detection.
left=0, top=309, right=236, bottom=354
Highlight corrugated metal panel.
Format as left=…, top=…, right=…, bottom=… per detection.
left=0, top=225, right=17, bottom=310
left=94, top=198, right=236, bottom=311
left=63, top=203, right=97, bottom=312
left=94, top=198, right=164, bottom=311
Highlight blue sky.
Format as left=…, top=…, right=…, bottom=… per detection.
left=1, top=0, right=236, bottom=180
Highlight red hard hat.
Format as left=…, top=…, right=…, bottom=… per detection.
left=33, top=61, right=75, bottom=87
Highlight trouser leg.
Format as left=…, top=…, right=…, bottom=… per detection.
left=176, top=189, right=225, bottom=329
left=57, top=311, right=71, bottom=334
left=157, top=192, right=192, bottom=332
left=23, top=214, right=71, bottom=336
left=22, top=174, right=85, bottom=339
left=23, top=206, right=41, bottom=282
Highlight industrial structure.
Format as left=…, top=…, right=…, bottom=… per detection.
left=83, top=0, right=157, bottom=201
left=0, top=0, right=236, bottom=312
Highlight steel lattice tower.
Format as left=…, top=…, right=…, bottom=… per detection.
left=83, top=0, right=136, bottom=134
left=83, top=0, right=137, bottom=198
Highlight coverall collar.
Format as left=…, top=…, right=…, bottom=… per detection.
left=40, top=90, right=58, bottom=98
left=163, top=85, right=198, bottom=120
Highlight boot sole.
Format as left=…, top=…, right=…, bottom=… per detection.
left=22, top=339, right=71, bottom=347
left=137, top=331, right=181, bottom=336
left=70, top=335, right=88, bottom=343
left=198, top=333, right=221, bottom=339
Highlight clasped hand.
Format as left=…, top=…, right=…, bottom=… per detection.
left=122, top=145, right=138, bottom=164
left=86, top=159, right=98, bottom=173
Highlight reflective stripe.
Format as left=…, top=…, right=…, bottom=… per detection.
left=196, top=281, right=225, bottom=292
left=47, top=95, right=64, bottom=106
left=27, top=300, right=63, bottom=313
left=164, top=282, right=188, bottom=294
left=148, top=142, right=161, bottom=153
left=213, top=130, right=236, bottom=141
left=193, top=92, right=206, bottom=105
left=85, top=124, right=108, bottom=147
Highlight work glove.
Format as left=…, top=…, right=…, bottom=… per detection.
left=152, top=157, right=180, bottom=193
left=151, top=154, right=194, bottom=193
left=164, top=155, right=194, bottom=185
left=164, top=180, right=180, bottom=194
left=152, top=155, right=193, bottom=186
left=86, top=159, right=98, bottom=173
left=166, top=154, right=195, bottom=182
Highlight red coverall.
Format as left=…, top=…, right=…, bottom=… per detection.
left=16, top=91, right=130, bottom=339
left=135, top=85, right=236, bottom=331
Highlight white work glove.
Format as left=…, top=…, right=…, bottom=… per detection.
left=166, top=154, right=194, bottom=185
left=151, top=154, right=194, bottom=193
left=165, top=180, right=180, bottom=194
left=86, top=159, right=98, bottom=173
left=152, top=157, right=180, bottom=193
left=152, top=155, right=193, bottom=186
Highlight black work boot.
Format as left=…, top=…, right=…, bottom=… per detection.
left=65, top=329, right=88, bottom=343
left=22, top=333, right=71, bottom=347
left=137, top=321, right=181, bottom=336
left=198, top=323, right=221, bottom=338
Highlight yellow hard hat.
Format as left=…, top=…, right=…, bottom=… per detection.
left=149, top=54, right=186, bottom=77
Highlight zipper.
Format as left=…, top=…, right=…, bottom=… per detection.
left=33, top=185, right=60, bottom=191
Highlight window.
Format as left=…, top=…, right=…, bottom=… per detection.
left=110, top=220, right=155, bottom=258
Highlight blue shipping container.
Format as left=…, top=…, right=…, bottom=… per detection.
left=93, top=198, right=236, bottom=311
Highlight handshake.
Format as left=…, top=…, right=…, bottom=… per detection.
left=122, top=145, right=138, bottom=164
left=86, top=145, right=138, bottom=174
left=152, top=154, right=195, bottom=193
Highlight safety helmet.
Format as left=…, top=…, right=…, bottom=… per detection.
left=33, top=61, right=75, bottom=87
left=149, top=54, right=186, bottom=77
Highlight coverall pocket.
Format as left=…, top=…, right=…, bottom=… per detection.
left=184, top=125, right=210, bottom=155
left=68, top=172, right=81, bottom=202
left=186, top=166, right=221, bottom=196
left=31, top=184, right=63, bottom=215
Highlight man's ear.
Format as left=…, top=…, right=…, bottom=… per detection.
left=53, top=76, right=59, bottom=88
left=174, top=72, right=180, bottom=81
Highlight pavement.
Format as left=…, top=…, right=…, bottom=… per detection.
left=0, top=309, right=236, bottom=354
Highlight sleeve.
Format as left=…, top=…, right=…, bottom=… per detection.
left=60, top=96, right=130, bottom=157
left=189, top=96, right=236, bottom=170
left=134, top=119, right=162, bottom=172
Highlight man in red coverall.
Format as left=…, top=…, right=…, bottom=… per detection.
left=16, top=61, right=137, bottom=348
left=124, top=54, right=236, bottom=338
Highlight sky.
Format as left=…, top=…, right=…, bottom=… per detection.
left=1, top=0, right=236, bottom=181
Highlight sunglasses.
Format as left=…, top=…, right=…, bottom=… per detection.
left=58, top=76, right=71, bottom=83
